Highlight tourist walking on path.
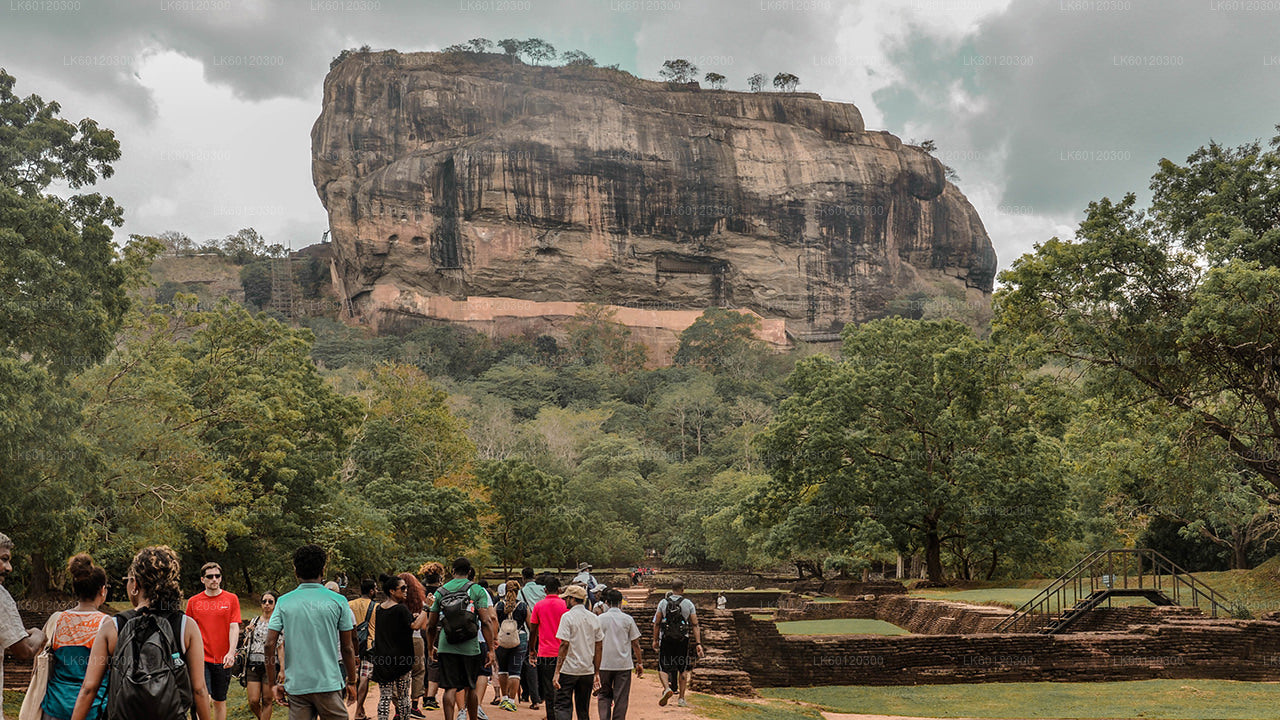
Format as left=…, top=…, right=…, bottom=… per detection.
left=493, top=580, right=529, bottom=712
left=0, top=533, right=46, bottom=720
left=371, top=574, right=428, bottom=720
left=425, top=557, right=498, bottom=720
left=528, top=576, right=567, bottom=720
left=264, top=544, right=358, bottom=720
left=187, top=561, right=241, bottom=720
left=348, top=579, right=379, bottom=720
left=420, top=562, right=445, bottom=712
left=244, top=590, right=283, bottom=720
left=70, top=545, right=212, bottom=720
left=550, top=584, right=602, bottom=720
left=651, top=579, right=702, bottom=708
left=571, top=563, right=599, bottom=606
left=399, top=571, right=430, bottom=719
left=595, top=588, right=642, bottom=720
left=517, top=567, right=545, bottom=710
left=37, top=554, right=110, bottom=720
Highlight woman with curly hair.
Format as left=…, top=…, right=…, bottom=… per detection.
left=371, top=574, right=429, bottom=720
left=398, top=572, right=430, bottom=718
left=70, top=546, right=212, bottom=720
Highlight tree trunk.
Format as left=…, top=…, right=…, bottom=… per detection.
left=924, top=532, right=944, bottom=582
left=29, top=552, right=51, bottom=596
left=985, top=548, right=1000, bottom=581
left=241, top=565, right=255, bottom=596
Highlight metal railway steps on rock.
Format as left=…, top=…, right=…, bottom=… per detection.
left=624, top=603, right=756, bottom=697
left=994, top=548, right=1236, bottom=634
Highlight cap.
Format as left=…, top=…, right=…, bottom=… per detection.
left=578, top=562, right=592, bottom=571
left=561, top=585, right=588, bottom=601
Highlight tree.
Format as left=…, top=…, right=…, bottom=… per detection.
left=747, top=73, right=765, bottom=93
left=519, top=38, right=557, bottom=66
left=772, top=73, right=799, bottom=92
left=221, top=227, right=267, bottom=264
left=479, top=459, right=570, bottom=573
left=659, top=59, right=699, bottom=84
left=704, top=72, right=726, bottom=90
left=498, top=38, right=522, bottom=58
left=674, top=307, right=765, bottom=373
left=560, top=50, right=596, bottom=67
left=466, top=38, right=493, bottom=53
left=240, top=260, right=272, bottom=308
left=756, top=319, right=1070, bottom=582
left=997, top=130, right=1280, bottom=491
left=564, top=303, right=648, bottom=372
left=0, top=69, right=138, bottom=589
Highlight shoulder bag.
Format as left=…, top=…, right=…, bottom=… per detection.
left=18, top=611, right=62, bottom=720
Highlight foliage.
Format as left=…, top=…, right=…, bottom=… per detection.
left=997, top=130, right=1280, bottom=491
left=747, top=73, right=765, bottom=92
left=674, top=307, right=765, bottom=374
left=560, top=50, right=596, bottom=67
left=659, top=59, right=699, bottom=84
left=479, top=459, right=570, bottom=572
left=519, top=38, right=557, bottom=65
left=704, top=72, right=726, bottom=89
left=772, top=73, right=800, bottom=92
left=564, top=303, right=648, bottom=372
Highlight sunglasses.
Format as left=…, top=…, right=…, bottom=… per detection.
left=204, top=574, right=221, bottom=579
left=261, top=599, right=275, bottom=605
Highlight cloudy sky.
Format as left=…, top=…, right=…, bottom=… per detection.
left=3, top=0, right=1278, bottom=272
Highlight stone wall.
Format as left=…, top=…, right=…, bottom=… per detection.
left=733, top=611, right=1280, bottom=687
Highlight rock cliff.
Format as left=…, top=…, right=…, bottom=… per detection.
left=312, top=51, right=997, bottom=355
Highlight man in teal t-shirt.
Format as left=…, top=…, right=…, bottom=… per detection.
left=427, top=558, right=497, bottom=720
left=264, top=544, right=357, bottom=720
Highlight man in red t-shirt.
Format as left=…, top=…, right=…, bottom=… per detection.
left=527, top=576, right=568, bottom=720
left=186, top=561, right=241, bottom=720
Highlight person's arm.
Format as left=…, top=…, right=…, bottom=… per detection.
left=69, top=619, right=115, bottom=720
left=187, top=619, right=213, bottom=720
left=630, top=637, right=644, bottom=677
left=593, top=639, right=603, bottom=676
left=411, top=609, right=430, bottom=631
left=690, top=609, right=704, bottom=657
left=264, top=628, right=284, bottom=704
left=651, top=604, right=662, bottom=652
left=224, top=621, right=240, bottom=668
left=425, top=610, right=440, bottom=661
left=480, top=605, right=498, bottom=667
left=553, top=636, right=569, bottom=689
left=339, top=628, right=358, bottom=705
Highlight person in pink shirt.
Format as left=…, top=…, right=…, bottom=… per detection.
left=526, top=576, right=567, bottom=720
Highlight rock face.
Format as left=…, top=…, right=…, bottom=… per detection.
left=312, top=51, right=997, bottom=354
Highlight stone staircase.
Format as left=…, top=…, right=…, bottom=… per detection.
left=623, top=605, right=755, bottom=697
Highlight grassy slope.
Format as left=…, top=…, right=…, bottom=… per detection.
left=762, top=679, right=1280, bottom=719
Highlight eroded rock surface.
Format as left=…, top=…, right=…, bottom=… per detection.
left=312, top=51, right=997, bottom=352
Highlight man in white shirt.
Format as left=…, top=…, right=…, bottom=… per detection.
left=0, top=532, right=48, bottom=720
left=551, top=584, right=602, bottom=720
left=594, top=588, right=642, bottom=720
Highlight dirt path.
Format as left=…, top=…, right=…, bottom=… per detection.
left=350, top=669, right=699, bottom=720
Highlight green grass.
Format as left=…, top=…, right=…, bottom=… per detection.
left=763, top=679, right=1280, bottom=719
left=4, top=684, right=258, bottom=720
left=775, top=618, right=910, bottom=636
left=3, top=690, right=22, bottom=718
left=695, top=693, right=823, bottom=720
left=910, top=586, right=1045, bottom=609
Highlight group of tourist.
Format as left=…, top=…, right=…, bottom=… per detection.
left=0, top=531, right=706, bottom=720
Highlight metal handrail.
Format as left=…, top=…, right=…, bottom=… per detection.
left=993, top=549, right=1236, bottom=633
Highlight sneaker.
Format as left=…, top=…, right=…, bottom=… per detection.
left=677, top=697, right=689, bottom=707
left=411, top=707, right=427, bottom=719
left=423, top=698, right=440, bottom=711
left=477, top=709, right=489, bottom=720
left=500, top=699, right=518, bottom=712
left=456, top=710, right=466, bottom=720
left=659, top=689, right=673, bottom=706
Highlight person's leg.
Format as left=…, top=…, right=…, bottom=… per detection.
left=377, top=681, right=393, bottom=720
left=595, top=670, right=614, bottom=720
left=247, top=680, right=263, bottom=720
left=464, top=687, right=480, bottom=720
left=572, top=674, right=592, bottom=720
left=523, top=659, right=541, bottom=706
left=611, top=669, right=632, bottom=720
left=442, top=689, right=458, bottom=720
left=411, top=635, right=426, bottom=715
left=537, top=658, right=557, bottom=720
left=553, top=677, right=574, bottom=720
left=356, top=668, right=372, bottom=719
left=678, top=670, right=690, bottom=701
left=425, top=654, right=441, bottom=710
left=394, top=675, right=412, bottom=720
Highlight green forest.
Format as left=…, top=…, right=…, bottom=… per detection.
left=3, top=69, right=1279, bottom=596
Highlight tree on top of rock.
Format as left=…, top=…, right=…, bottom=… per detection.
left=773, top=72, right=799, bottom=92
left=747, top=73, right=765, bottom=92
left=659, top=59, right=699, bottom=84
left=466, top=38, right=493, bottom=53
left=520, top=38, right=557, bottom=65
left=674, top=307, right=764, bottom=374
left=704, top=72, right=726, bottom=90
left=561, top=50, right=596, bottom=67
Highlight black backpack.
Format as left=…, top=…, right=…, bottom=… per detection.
left=355, top=599, right=376, bottom=655
left=438, top=581, right=480, bottom=644
left=107, top=609, right=192, bottom=720
left=661, top=594, right=690, bottom=641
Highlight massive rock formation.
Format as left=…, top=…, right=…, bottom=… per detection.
left=312, top=51, right=997, bottom=357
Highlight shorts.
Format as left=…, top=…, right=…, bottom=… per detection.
left=245, top=662, right=267, bottom=684
left=205, top=661, right=233, bottom=702
left=437, top=652, right=484, bottom=690
left=286, top=689, right=348, bottom=720
left=359, top=657, right=375, bottom=680
left=658, top=637, right=694, bottom=676
left=494, top=643, right=527, bottom=676
left=427, top=653, right=441, bottom=684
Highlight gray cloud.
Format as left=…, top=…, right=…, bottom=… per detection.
left=878, top=0, right=1280, bottom=217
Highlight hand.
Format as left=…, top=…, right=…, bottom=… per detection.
left=635, top=665, right=644, bottom=678
left=271, top=685, right=287, bottom=705
left=552, top=673, right=561, bottom=690
left=223, top=650, right=237, bottom=668
left=696, top=644, right=705, bottom=658
left=651, top=641, right=659, bottom=652
left=593, top=674, right=601, bottom=693
left=486, top=650, right=497, bottom=670
left=346, top=684, right=357, bottom=705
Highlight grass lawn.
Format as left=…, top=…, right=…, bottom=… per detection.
left=763, top=679, right=1280, bottom=719
left=910, top=586, right=1045, bottom=609
left=4, top=684, right=259, bottom=720
left=775, top=618, right=910, bottom=636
